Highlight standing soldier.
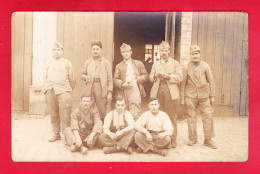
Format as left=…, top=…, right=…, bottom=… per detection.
left=149, top=41, right=183, bottom=148
left=81, top=41, right=113, bottom=121
left=43, top=41, right=75, bottom=142
left=180, top=45, right=217, bottom=149
left=114, top=43, right=148, bottom=120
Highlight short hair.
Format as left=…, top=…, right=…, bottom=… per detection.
left=91, top=41, right=102, bottom=48
left=149, top=97, right=159, bottom=103
left=115, top=95, right=126, bottom=103
left=80, top=94, right=92, bottom=101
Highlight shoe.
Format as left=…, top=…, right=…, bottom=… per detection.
left=70, top=144, right=77, bottom=152
left=127, top=147, right=133, bottom=154
left=151, top=147, right=167, bottom=157
left=187, top=139, right=197, bottom=146
left=204, top=139, right=218, bottom=149
left=171, top=140, right=177, bottom=148
left=48, top=134, right=61, bottom=142
left=80, top=146, right=88, bottom=155
left=137, top=147, right=143, bottom=153
left=103, top=147, right=118, bottom=154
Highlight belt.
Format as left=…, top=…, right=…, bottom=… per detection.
left=148, top=130, right=164, bottom=133
left=93, top=78, right=100, bottom=82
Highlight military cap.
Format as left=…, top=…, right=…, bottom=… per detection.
left=190, top=45, right=200, bottom=53
left=91, top=41, right=102, bottom=48
left=120, top=43, right=132, bottom=51
left=159, top=41, right=170, bottom=50
left=54, top=40, right=63, bottom=49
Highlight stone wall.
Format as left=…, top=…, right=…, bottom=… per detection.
left=179, top=12, right=193, bottom=65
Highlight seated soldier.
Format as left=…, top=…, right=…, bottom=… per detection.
left=134, top=98, right=173, bottom=156
left=98, top=96, right=135, bottom=154
left=64, top=94, right=103, bottom=155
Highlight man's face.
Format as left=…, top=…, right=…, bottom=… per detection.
left=190, top=51, right=201, bottom=63
left=159, top=48, right=170, bottom=59
left=121, top=50, right=132, bottom=60
left=80, top=97, right=92, bottom=110
left=52, top=47, right=63, bottom=58
left=115, top=100, right=126, bottom=113
left=148, top=100, right=160, bottom=114
left=92, top=45, right=102, bottom=58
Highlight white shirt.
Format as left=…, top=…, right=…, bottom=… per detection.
left=136, top=110, right=173, bottom=132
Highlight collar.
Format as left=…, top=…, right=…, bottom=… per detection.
left=123, top=58, right=133, bottom=64
left=93, top=57, right=102, bottom=61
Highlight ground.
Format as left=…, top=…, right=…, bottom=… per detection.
left=11, top=112, right=248, bottom=162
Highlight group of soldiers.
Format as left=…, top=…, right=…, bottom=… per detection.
left=43, top=40, right=217, bottom=157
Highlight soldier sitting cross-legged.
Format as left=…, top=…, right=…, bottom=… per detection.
left=64, top=94, right=103, bottom=155
left=97, top=96, right=135, bottom=154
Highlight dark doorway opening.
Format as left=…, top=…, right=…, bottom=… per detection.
left=114, top=12, right=166, bottom=97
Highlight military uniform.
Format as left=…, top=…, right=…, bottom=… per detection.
left=43, top=41, right=74, bottom=141
left=81, top=57, right=113, bottom=121
left=180, top=45, right=217, bottom=148
left=65, top=104, right=103, bottom=150
left=149, top=41, right=183, bottom=147
left=114, top=44, right=148, bottom=120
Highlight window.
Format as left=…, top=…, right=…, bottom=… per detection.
left=145, top=44, right=160, bottom=63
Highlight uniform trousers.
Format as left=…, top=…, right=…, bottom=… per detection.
left=185, top=97, right=215, bottom=140
left=157, top=83, right=177, bottom=143
left=134, top=131, right=171, bottom=153
left=124, top=82, right=141, bottom=121
left=98, top=129, right=135, bottom=150
left=45, top=89, right=72, bottom=134
left=92, top=81, right=110, bottom=121
left=64, top=127, right=99, bottom=149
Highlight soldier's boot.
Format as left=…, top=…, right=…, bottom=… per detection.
left=187, top=139, right=197, bottom=146
left=48, top=133, right=61, bottom=142
left=103, top=146, right=118, bottom=154
left=204, top=139, right=218, bottom=149
left=151, top=147, right=167, bottom=157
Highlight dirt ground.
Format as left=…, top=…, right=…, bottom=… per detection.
left=11, top=112, right=248, bottom=162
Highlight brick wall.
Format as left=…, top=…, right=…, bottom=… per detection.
left=179, top=12, right=193, bottom=65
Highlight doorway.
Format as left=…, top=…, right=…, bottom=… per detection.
left=114, top=12, right=167, bottom=97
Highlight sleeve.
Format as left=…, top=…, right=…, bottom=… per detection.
left=81, top=59, right=89, bottom=81
left=70, top=109, right=80, bottom=130
left=136, top=113, right=147, bottom=128
left=168, top=60, right=183, bottom=84
left=136, top=62, right=149, bottom=84
left=149, top=63, right=157, bottom=83
left=106, top=60, right=113, bottom=93
left=103, top=111, right=113, bottom=130
left=125, top=111, right=135, bottom=127
left=113, top=64, right=124, bottom=89
left=180, top=65, right=188, bottom=101
left=92, top=105, right=103, bottom=133
left=67, top=61, right=76, bottom=89
left=205, top=63, right=216, bottom=97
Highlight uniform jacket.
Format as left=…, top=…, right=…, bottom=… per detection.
left=81, top=57, right=113, bottom=98
left=43, top=57, right=75, bottom=95
left=70, top=104, right=103, bottom=133
left=149, top=58, right=183, bottom=100
left=180, top=61, right=215, bottom=101
left=114, top=59, right=148, bottom=98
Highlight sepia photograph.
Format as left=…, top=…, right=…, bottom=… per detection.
left=11, top=11, right=248, bottom=162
